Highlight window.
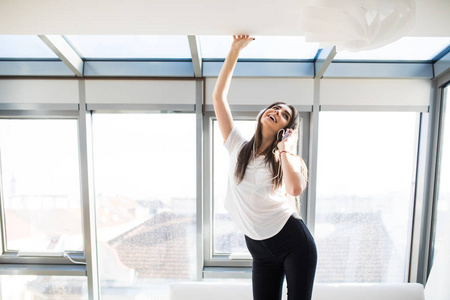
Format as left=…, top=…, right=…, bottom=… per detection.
left=315, top=111, right=418, bottom=282
left=0, top=35, right=59, bottom=59
left=91, top=113, right=197, bottom=299
left=334, top=37, right=450, bottom=61
left=426, top=86, right=450, bottom=298
left=65, top=35, right=191, bottom=59
left=200, top=36, right=320, bottom=60
left=213, top=120, right=256, bottom=258
left=0, top=275, right=88, bottom=299
left=0, top=119, right=83, bottom=253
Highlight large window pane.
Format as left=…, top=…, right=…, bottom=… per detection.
left=0, top=119, right=83, bottom=252
left=426, top=86, right=450, bottom=299
left=315, top=112, right=418, bottom=282
left=213, top=120, right=255, bottom=256
left=65, top=35, right=191, bottom=59
left=200, top=36, right=319, bottom=60
left=0, top=35, right=59, bottom=59
left=334, top=37, right=450, bottom=61
left=92, top=113, right=196, bottom=300
left=0, top=275, right=88, bottom=300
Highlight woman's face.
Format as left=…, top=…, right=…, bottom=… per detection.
left=260, top=104, right=293, bottom=135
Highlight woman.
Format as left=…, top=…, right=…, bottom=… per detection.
left=212, top=35, right=317, bottom=300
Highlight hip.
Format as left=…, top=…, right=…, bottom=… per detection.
left=245, top=215, right=316, bottom=261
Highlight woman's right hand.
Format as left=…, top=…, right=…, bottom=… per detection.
left=231, top=35, right=255, bottom=52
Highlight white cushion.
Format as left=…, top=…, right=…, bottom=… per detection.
left=170, top=282, right=253, bottom=300
left=312, top=283, right=425, bottom=300
left=170, top=282, right=425, bottom=300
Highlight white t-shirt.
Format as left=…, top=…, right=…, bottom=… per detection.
left=224, top=126, right=303, bottom=240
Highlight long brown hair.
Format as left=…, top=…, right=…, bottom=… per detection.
left=234, top=102, right=307, bottom=191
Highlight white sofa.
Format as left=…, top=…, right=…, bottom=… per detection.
left=170, top=282, right=425, bottom=300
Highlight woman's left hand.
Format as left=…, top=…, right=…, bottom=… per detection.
left=277, top=129, right=298, bottom=152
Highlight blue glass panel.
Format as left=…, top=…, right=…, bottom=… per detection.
left=65, top=35, right=191, bottom=59
left=200, top=36, right=320, bottom=60
left=335, top=37, right=450, bottom=61
left=0, top=35, right=58, bottom=59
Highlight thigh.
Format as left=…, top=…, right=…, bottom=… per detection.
left=245, top=236, right=285, bottom=300
left=252, top=258, right=285, bottom=300
left=283, top=220, right=317, bottom=300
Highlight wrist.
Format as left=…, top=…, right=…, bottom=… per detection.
left=230, top=46, right=242, bottom=53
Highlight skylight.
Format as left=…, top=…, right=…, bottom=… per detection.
left=199, top=36, right=320, bottom=60
left=0, top=35, right=59, bottom=59
left=64, top=35, right=192, bottom=59
left=334, top=37, right=450, bottom=61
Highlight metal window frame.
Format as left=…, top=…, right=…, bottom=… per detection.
left=0, top=76, right=204, bottom=298
left=408, top=74, right=448, bottom=285
left=85, top=97, right=200, bottom=295
left=0, top=106, right=86, bottom=276
left=0, top=40, right=447, bottom=291
left=313, top=108, right=422, bottom=283
left=427, top=83, right=449, bottom=277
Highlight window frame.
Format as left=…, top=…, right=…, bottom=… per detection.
left=428, top=83, right=449, bottom=275
left=89, top=109, right=199, bottom=296
left=0, top=108, right=86, bottom=269
left=313, top=109, right=422, bottom=283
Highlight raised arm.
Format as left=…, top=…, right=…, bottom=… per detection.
left=212, top=35, right=255, bottom=142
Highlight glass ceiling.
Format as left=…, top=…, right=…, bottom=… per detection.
left=0, top=35, right=448, bottom=62
left=199, top=36, right=320, bottom=60
left=65, top=35, right=192, bottom=59
left=0, top=35, right=59, bottom=59
left=334, top=37, right=450, bottom=61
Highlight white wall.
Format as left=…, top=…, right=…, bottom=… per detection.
left=85, top=80, right=196, bottom=104
left=205, top=78, right=314, bottom=106
left=320, top=79, right=431, bottom=107
left=0, top=78, right=431, bottom=108
left=0, top=79, right=79, bottom=104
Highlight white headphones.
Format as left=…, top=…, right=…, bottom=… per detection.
left=256, top=108, right=266, bottom=121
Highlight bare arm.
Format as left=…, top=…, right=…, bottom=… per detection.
left=280, top=152, right=307, bottom=196
left=277, top=130, right=307, bottom=196
left=212, top=35, right=255, bottom=142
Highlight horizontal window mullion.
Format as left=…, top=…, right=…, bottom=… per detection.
left=0, top=103, right=79, bottom=111
left=86, top=103, right=195, bottom=112
left=0, top=263, right=86, bottom=276
left=319, top=105, right=429, bottom=112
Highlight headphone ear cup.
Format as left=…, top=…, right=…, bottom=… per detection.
left=256, top=108, right=266, bottom=121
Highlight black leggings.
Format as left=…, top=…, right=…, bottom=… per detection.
left=245, top=216, right=317, bottom=300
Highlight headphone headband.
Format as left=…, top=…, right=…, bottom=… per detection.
left=256, top=108, right=266, bottom=121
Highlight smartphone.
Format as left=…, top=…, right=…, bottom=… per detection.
left=281, top=129, right=292, bottom=141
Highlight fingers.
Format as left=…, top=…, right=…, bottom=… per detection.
left=233, top=35, right=254, bottom=40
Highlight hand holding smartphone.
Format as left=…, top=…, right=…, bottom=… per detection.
left=281, top=129, right=292, bottom=141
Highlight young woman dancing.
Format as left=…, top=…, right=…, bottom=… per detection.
left=212, top=35, right=317, bottom=300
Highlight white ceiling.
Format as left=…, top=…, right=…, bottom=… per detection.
left=0, top=0, right=448, bottom=37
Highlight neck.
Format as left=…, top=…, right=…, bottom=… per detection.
left=256, top=128, right=276, bottom=155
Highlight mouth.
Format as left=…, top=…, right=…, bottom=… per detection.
left=268, top=114, right=277, bottom=123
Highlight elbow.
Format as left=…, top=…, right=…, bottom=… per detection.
left=212, top=93, right=224, bottom=103
left=292, top=188, right=302, bottom=197
left=288, top=186, right=303, bottom=197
